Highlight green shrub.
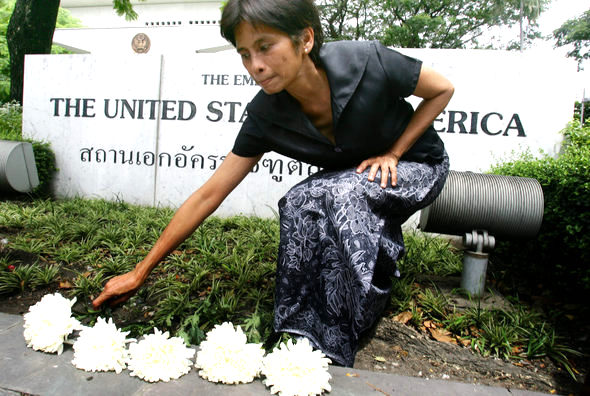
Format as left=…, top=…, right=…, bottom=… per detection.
left=0, top=102, right=56, bottom=196
left=0, top=0, right=12, bottom=104
left=489, top=121, right=590, bottom=295
left=0, top=101, right=21, bottom=139
left=574, top=100, right=589, bottom=124
left=29, top=141, right=57, bottom=196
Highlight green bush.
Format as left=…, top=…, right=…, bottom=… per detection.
left=489, top=121, right=590, bottom=295
left=0, top=0, right=13, bottom=104
left=0, top=102, right=56, bottom=196
left=0, top=100, right=20, bottom=138
left=574, top=100, right=589, bottom=124
left=29, top=140, right=57, bottom=196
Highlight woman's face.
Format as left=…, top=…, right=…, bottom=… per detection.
left=235, top=22, right=309, bottom=95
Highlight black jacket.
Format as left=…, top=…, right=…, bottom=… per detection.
left=232, top=40, right=445, bottom=169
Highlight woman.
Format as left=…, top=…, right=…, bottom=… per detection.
left=93, top=0, right=453, bottom=366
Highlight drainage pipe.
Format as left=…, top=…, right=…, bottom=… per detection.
left=419, top=171, right=544, bottom=239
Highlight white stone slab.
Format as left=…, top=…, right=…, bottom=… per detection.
left=400, top=48, right=577, bottom=172
left=23, top=54, right=161, bottom=206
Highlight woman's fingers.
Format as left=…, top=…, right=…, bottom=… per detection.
left=368, top=162, right=381, bottom=183
left=357, top=155, right=399, bottom=188
left=356, top=160, right=370, bottom=174
left=92, top=285, right=114, bottom=308
left=92, top=271, right=141, bottom=309
left=390, top=164, right=398, bottom=187
left=108, top=291, right=135, bottom=307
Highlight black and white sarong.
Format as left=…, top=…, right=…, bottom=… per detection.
left=274, top=155, right=449, bottom=366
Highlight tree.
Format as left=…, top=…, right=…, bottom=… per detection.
left=553, top=9, right=590, bottom=70
left=0, top=0, right=82, bottom=103
left=6, top=0, right=59, bottom=103
left=317, top=0, right=550, bottom=49
left=319, top=0, right=380, bottom=41
left=5, top=0, right=139, bottom=104
left=113, top=0, right=142, bottom=21
left=0, top=1, right=13, bottom=102
left=518, top=0, right=545, bottom=51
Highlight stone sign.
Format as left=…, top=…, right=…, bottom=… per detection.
left=22, top=49, right=577, bottom=217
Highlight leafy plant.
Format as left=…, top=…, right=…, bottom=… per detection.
left=99, top=257, right=133, bottom=277
left=12, top=264, right=36, bottom=291
left=10, top=236, right=51, bottom=255
left=521, top=323, right=583, bottom=379
left=32, top=264, right=60, bottom=288
left=52, top=245, right=86, bottom=264
left=389, top=276, right=417, bottom=312
left=0, top=101, right=21, bottom=138
left=29, top=141, right=57, bottom=196
left=489, top=121, right=590, bottom=295
left=72, top=271, right=104, bottom=299
left=0, top=270, right=20, bottom=294
left=409, top=304, right=424, bottom=328
left=474, top=317, right=518, bottom=360
left=177, top=311, right=206, bottom=346
left=444, top=311, right=476, bottom=336
left=574, top=100, right=589, bottom=124
left=400, top=231, right=462, bottom=276
left=418, top=286, right=451, bottom=320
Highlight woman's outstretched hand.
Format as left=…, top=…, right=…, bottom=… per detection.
left=92, top=269, right=143, bottom=309
left=356, top=152, right=400, bottom=188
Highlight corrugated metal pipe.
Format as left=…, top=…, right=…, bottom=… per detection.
left=419, top=171, right=544, bottom=239
left=419, top=170, right=544, bottom=296
left=0, top=140, right=39, bottom=193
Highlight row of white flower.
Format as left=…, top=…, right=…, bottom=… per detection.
left=22, top=293, right=332, bottom=396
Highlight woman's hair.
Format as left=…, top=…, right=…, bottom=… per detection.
left=220, top=0, right=324, bottom=67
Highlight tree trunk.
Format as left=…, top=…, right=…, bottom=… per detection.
left=6, top=0, right=60, bottom=103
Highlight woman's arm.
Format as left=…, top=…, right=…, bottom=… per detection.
left=92, top=152, right=262, bottom=308
left=356, top=65, right=454, bottom=188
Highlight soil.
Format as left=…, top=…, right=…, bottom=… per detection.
left=352, top=276, right=589, bottom=396
left=355, top=317, right=581, bottom=395
left=1, top=245, right=588, bottom=395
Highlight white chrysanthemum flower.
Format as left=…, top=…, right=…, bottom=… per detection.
left=71, top=317, right=134, bottom=373
left=195, top=321, right=265, bottom=384
left=127, top=328, right=195, bottom=382
left=23, top=292, right=82, bottom=355
left=261, top=338, right=332, bottom=396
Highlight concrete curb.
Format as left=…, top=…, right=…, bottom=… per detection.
left=0, top=313, right=551, bottom=396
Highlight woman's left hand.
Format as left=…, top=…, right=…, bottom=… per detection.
left=356, top=153, right=400, bottom=188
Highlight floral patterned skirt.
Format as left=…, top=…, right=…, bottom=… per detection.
left=274, top=155, right=449, bottom=366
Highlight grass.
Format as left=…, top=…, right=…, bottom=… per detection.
left=0, top=197, right=584, bottom=379
left=394, top=231, right=584, bottom=379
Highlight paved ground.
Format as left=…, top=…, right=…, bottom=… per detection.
left=0, top=313, right=552, bottom=396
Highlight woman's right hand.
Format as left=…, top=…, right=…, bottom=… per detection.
left=92, top=269, right=143, bottom=309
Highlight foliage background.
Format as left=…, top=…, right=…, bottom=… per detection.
left=574, top=100, right=589, bottom=124
left=553, top=9, right=590, bottom=69
left=0, top=0, right=81, bottom=103
left=317, top=0, right=549, bottom=49
left=489, top=120, right=590, bottom=296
